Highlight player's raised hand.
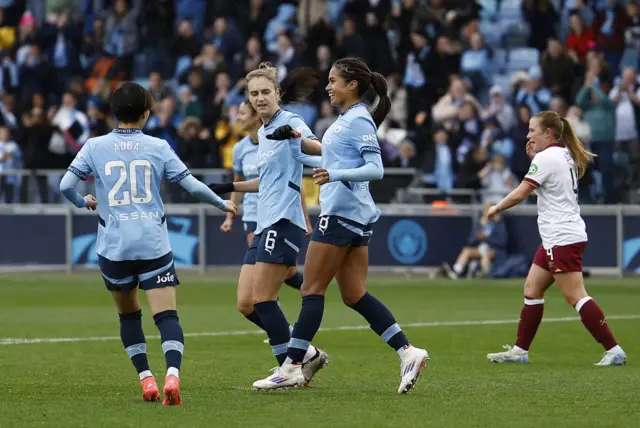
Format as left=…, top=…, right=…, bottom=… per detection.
left=83, top=194, right=97, bottom=211
left=223, top=200, right=238, bottom=218
left=266, top=125, right=300, bottom=140
left=526, top=140, right=537, bottom=160
left=312, top=168, right=330, bottom=185
left=220, top=217, right=233, bottom=233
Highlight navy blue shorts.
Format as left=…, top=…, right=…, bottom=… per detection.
left=98, top=252, right=179, bottom=292
left=251, top=219, right=304, bottom=267
left=243, top=221, right=257, bottom=235
left=311, top=215, right=373, bottom=247
left=243, top=233, right=260, bottom=265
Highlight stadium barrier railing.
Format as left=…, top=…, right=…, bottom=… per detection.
left=1, top=198, right=639, bottom=277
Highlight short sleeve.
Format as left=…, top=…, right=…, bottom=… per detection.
left=232, top=142, right=243, bottom=175
left=523, top=152, right=554, bottom=188
left=349, top=116, right=381, bottom=155
left=163, top=142, right=191, bottom=183
left=68, top=140, right=93, bottom=181
left=288, top=115, right=318, bottom=141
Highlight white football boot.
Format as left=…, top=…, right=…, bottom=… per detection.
left=397, top=345, right=429, bottom=394
left=302, top=347, right=329, bottom=385
left=595, top=346, right=627, bottom=366
left=487, top=345, right=529, bottom=363
left=252, top=363, right=306, bottom=390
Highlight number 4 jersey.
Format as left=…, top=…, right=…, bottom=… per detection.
left=68, top=129, right=190, bottom=261
left=523, top=144, right=587, bottom=250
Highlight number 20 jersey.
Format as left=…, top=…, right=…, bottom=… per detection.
left=523, top=144, right=587, bottom=250
left=69, top=129, right=190, bottom=261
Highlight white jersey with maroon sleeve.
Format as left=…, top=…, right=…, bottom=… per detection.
left=522, top=144, right=587, bottom=250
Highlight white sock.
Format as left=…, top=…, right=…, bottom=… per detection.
left=397, top=344, right=412, bottom=359
left=302, top=345, right=317, bottom=364
left=167, top=367, right=180, bottom=378
left=607, top=344, right=622, bottom=353
left=512, top=345, right=528, bottom=354
left=289, top=325, right=294, bottom=335
left=453, top=263, right=464, bottom=275
left=139, top=370, right=153, bottom=381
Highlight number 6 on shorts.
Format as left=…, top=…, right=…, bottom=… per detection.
left=265, top=230, right=277, bottom=254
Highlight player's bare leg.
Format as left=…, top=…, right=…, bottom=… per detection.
left=488, top=264, right=553, bottom=363
left=112, top=288, right=159, bottom=402
left=555, top=272, right=626, bottom=366
left=147, top=287, right=183, bottom=405
left=337, top=247, right=429, bottom=394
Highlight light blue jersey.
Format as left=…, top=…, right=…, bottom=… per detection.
left=255, top=109, right=316, bottom=235
left=232, top=135, right=259, bottom=223
left=68, top=128, right=194, bottom=261
left=319, top=103, right=382, bottom=225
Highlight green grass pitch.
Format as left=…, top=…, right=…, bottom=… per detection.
left=0, top=273, right=638, bottom=428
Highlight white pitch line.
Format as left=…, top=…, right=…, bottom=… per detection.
left=1, top=314, right=639, bottom=346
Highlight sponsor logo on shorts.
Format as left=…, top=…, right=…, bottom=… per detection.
left=157, top=272, right=175, bottom=284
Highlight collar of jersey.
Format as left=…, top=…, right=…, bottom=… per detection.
left=112, top=128, right=143, bottom=134
left=340, top=102, right=367, bottom=116
left=264, top=109, right=283, bottom=128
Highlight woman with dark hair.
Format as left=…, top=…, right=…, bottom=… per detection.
left=252, top=57, right=429, bottom=393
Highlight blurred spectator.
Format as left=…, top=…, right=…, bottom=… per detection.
left=148, top=71, right=172, bottom=102
left=566, top=105, right=592, bottom=146
left=177, top=85, right=203, bottom=120
left=460, top=32, right=491, bottom=102
left=593, top=0, right=630, bottom=78
left=314, top=100, right=337, bottom=139
left=443, top=202, right=508, bottom=279
left=482, top=85, right=516, bottom=133
left=103, top=0, right=142, bottom=80
left=575, top=68, right=616, bottom=203
left=338, top=17, right=365, bottom=59
left=522, top=0, right=559, bottom=52
left=176, top=0, right=207, bottom=35
left=0, top=125, right=19, bottom=203
left=433, top=76, right=481, bottom=129
left=515, top=65, right=552, bottom=115
left=0, top=94, right=18, bottom=129
left=542, top=38, right=575, bottom=102
left=275, top=32, right=300, bottom=81
left=211, top=17, right=244, bottom=67
left=19, top=105, right=54, bottom=202
left=625, top=1, right=640, bottom=49
left=173, top=19, right=202, bottom=78
left=550, top=95, right=569, bottom=117
left=422, top=126, right=454, bottom=191
left=566, top=11, right=595, bottom=63
left=510, top=104, right=534, bottom=180
left=0, top=9, right=15, bottom=51
left=478, top=153, right=516, bottom=203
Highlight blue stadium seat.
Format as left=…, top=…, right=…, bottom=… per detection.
left=620, top=47, right=640, bottom=72
left=501, top=22, right=530, bottom=49
left=492, top=73, right=512, bottom=96
left=499, top=0, right=523, bottom=21
left=479, top=19, right=502, bottom=47
left=506, top=47, right=540, bottom=73
left=493, top=49, right=508, bottom=73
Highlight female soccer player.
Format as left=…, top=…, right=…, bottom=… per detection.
left=486, top=110, right=627, bottom=366
left=253, top=58, right=429, bottom=393
left=212, top=64, right=329, bottom=385
left=219, top=100, right=311, bottom=338
left=59, top=83, right=237, bottom=405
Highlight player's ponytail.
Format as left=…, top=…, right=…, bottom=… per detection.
left=370, top=72, right=391, bottom=127
left=334, top=57, right=390, bottom=126
left=560, top=117, right=595, bottom=178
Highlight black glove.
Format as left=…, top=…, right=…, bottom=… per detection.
left=266, top=124, right=294, bottom=140
left=208, top=182, right=235, bottom=194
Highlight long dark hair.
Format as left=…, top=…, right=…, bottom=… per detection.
left=333, top=57, right=391, bottom=127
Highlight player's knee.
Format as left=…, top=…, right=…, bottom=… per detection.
left=523, top=280, right=545, bottom=300
left=340, top=288, right=366, bottom=307
left=237, top=299, right=254, bottom=316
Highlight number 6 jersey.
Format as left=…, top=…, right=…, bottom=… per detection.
left=522, top=143, right=587, bottom=250
left=68, top=128, right=190, bottom=261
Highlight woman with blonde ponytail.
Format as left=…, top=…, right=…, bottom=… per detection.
left=485, top=110, right=626, bottom=367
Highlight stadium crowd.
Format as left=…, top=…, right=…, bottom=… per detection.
left=0, top=0, right=639, bottom=204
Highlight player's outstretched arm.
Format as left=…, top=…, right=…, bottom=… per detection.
left=487, top=182, right=535, bottom=220
left=300, top=136, right=322, bottom=155
left=209, top=178, right=259, bottom=194
left=179, top=175, right=237, bottom=215
left=313, top=151, right=383, bottom=185
left=59, top=171, right=90, bottom=209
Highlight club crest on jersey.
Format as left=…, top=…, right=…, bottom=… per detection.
left=333, top=125, right=342, bottom=134
left=528, top=164, right=538, bottom=175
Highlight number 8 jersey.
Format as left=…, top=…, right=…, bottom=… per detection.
left=523, top=143, right=587, bottom=250
left=68, top=129, right=190, bottom=261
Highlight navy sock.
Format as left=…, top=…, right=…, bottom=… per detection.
left=245, top=310, right=266, bottom=331
left=288, top=295, right=325, bottom=364
left=254, top=301, right=291, bottom=365
left=119, top=310, right=150, bottom=375
left=153, top=310, right=184, bottom=371
left=350, top=292, right=409, bottom=351
left=284, top=271, right=303, bottom=290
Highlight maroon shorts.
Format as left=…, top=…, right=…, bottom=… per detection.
left=532, top=242, right=587, bottom=273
